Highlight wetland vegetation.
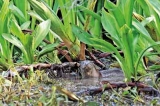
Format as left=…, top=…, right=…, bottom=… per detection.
left=1, top=0, right=160, bottom=105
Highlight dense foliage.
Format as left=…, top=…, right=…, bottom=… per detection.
left=1, top=0, right=160, bottom=105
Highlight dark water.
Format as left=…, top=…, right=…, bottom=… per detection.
left=55, top=70, right=160, bottom=106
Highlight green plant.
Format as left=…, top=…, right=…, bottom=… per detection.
left=72, top=0, right=159, bottom=81
left=0, top=0, right=14, bottom=71
left=27, top=0, right=104, bottom=60
left=75, top=0, right=103, bottom=60
left=11, top=0, right=29, bottom=24
left=136, top=0, right=160, bottom=41
left=27, top=0, right=80, bottom=58
left=2, top=19, right=51, bottom=64
left=11, top=0, right=38, bottom=30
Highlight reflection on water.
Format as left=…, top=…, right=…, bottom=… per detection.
left=54, top=69, right=160, bottom=105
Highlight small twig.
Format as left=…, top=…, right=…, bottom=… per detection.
left=22, top=29, right=32, bottom=34
left=98, top=51, right=123, bottom=58
left=57, top=48, right=73, bottom=62
left=86, top=49, right=105, bottom=68
left=43, top=39, right=51, bottom=44
left=76, top=81, right=160, bottom=96
left=42, top=39, right=73, bottom=62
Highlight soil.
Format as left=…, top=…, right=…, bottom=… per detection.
left=1, top=59, right=160, bottom=105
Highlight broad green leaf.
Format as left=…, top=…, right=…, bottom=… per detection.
left=72, top=25, right=94, bottom=45
left=138, top=0, right=160, bottom=41
left=57, top=0, right=76, bottom=43
left=0, top=0, right=9, bottom=34
left=72, top=24, right=122, bottom=61
left=132, top=18, right=159, bottom=52
left=28, top=10, right=44, bottom=22
left=136, top=0, right=150, bottom=16
left=146, top=0, right=160, bottom=41
left=20, top=21, right=31, bottom=30
left=104, top=0, right=125, bottom=27
left=92, top=18, right=102, bottom=38
left=0, top=0, right=14, bottom=69
left=2, top=33, right=26, bottom=55
left=147, top=0, right=160, bottom=17
left=52, top=0, right=59, bottom=13
left=124, top=0, right=135, bottom=27
left=23, top=34, right=34, bottom=63
left=0, top=0, right=11, bottom=58
left=10, top=19, right=25, bottom=44
left=27, top=0, right=80, bottom=58
left=141, top=16, right=154, bottom=26
left=49, top=30, right=62, bottom=41
left=90, top=38, right=122, bottom=60
left=13, top=0, right=29, bottom=21
left=120, top=25, right=134, bottom=77
left=2, top=33, right=32, bottom=64
left=9, top=3, right=26, bottom=23
left=101, top=9, right=120, bottom=43
left=72, top=24, right=122, bottom=63
left=33, top=19, right=51, bottom=49
left=76, top=5, right=101, bottom=21
left=38, top=42, right=59, bottom=59
left=133, top=19, right=151, bottom=37
left=28, top=11, right=62, bottom=40
left=27, top=0, right=66, bottom=38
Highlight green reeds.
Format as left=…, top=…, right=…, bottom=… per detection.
left=72, top=0, right=160, bottom=81
left=27, top=0, right=80, bottom=58
left=0, top=0, right=13, bottom=70
left=3, top=19, right=51, bottom=64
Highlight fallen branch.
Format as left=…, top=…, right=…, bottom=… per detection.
left=6, top=62, right=80, bottom=78
left=76, top=81, right=160, bottom=97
